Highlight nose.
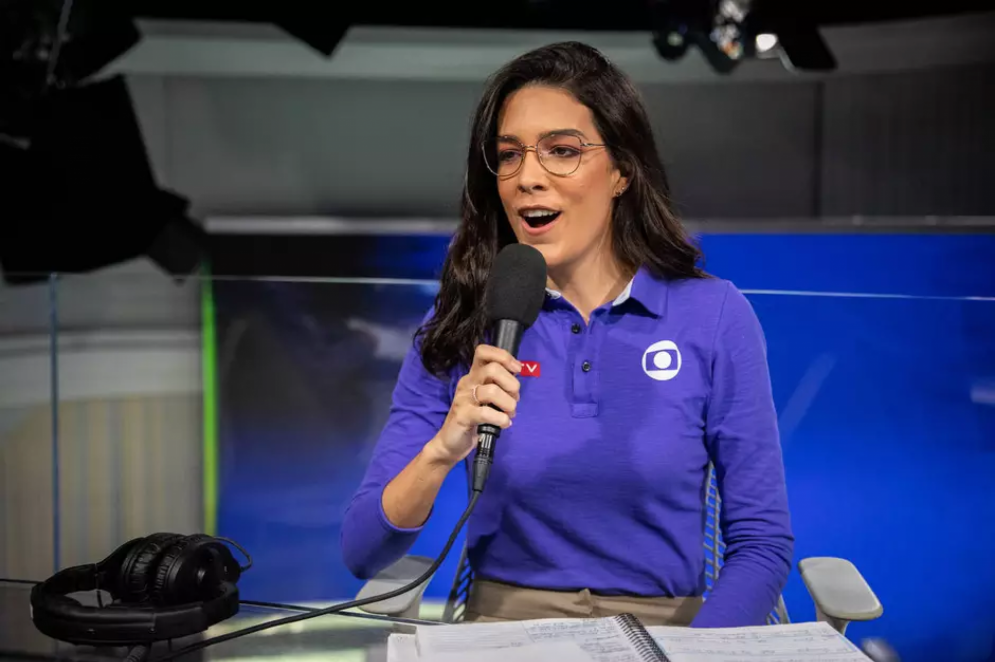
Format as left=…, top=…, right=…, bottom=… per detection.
left=516, top=148, right=549, bottom=193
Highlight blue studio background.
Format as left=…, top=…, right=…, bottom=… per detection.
left=213, top=233, right=995, bottom=662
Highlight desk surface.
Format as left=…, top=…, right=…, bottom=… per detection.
left=0, top=581, right=403, bottom=662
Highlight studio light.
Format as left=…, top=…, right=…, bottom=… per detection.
left=0, top=0, right=208, bottom=286
left=649, top=0, right=836, bottom=74
left=650, top=0, right=752, bottom=74
left=0, top=74, right=208, bottom=285
left=0, top=0, right=140, bottom=141
left=650, top=0, right=704, bottom=63
left=755, top=32, right=779, bottom=54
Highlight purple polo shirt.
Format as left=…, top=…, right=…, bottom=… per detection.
left=341, top=268, right=794, bottom=627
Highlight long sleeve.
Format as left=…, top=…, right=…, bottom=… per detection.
left=340, top=322, right=454, bottom=579
left=692, top=282, right=794, bottom=628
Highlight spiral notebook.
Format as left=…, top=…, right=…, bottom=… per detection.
left=414, top=613, right=673, bottom=661
left=410, top=615, right=874, bottom=662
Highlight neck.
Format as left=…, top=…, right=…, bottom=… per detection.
left=547, top=250, right=633, bottom=323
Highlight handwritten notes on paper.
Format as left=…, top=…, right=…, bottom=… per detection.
left=648, top=621, right=872, bottom=662
left=415, top=618, right=642, bottom=662
left=408, top=617, right=872, bottom=662
left=389, top=632, right=596, bottom=662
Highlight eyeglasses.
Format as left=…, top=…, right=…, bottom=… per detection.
left=482, top=133, right=607, bottom=177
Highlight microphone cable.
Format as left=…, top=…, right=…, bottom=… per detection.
left=239, top=599, right=441, bottom=627
left=151, top=489, right=481, bottom=662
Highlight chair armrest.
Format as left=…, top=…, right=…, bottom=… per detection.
left=355, top=555, right=436, bottom=619
left=861, top=638, right=901, bottom=662
left=799, top=557, right=883, bottom=633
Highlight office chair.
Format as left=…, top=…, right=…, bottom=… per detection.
left=353, top=462, right=883, bottom=636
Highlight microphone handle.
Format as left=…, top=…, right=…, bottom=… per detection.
left=472, top=430, right=497, bottom=493
left=472, top=319, right=524, bottom=492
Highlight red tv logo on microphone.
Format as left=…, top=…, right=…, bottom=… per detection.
left=520, top=361, right=541, bottom=377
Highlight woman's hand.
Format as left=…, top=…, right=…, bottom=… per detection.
left=426, top=344, right=522, bottom=466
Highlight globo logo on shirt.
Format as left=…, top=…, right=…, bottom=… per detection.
left=642, top=340, right=682, bottom=381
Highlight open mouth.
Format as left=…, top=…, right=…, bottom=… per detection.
left=520, top=209, right=562, bottom=228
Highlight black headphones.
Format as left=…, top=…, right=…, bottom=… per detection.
left=30, top=533, right=251, bottom=647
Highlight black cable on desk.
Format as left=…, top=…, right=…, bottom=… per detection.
left=238, top=599, right=442, bottom=627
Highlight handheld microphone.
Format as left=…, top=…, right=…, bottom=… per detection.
left=472, top=243, right=547, bottom=493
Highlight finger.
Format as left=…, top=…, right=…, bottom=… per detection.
left=473, top=383, right=518, bottom=416
left=472, top=404, right=513, bottom=430
left=453, top=398, right=512, bottom=430
left=472, top=344, right=522, bottom=375
left=454, top=374, right=479, bottom=401
left=477, top=363, right=521, bottom=401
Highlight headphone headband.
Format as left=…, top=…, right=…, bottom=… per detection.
left=30, top=533, right=246, bottom=646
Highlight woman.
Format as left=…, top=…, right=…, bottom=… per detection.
left=341, top=41, right=793, bottom=628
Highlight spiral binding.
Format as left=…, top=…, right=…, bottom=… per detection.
left=616, top=613, right=671, bottom=662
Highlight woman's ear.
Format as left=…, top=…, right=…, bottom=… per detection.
left=613, top=161, right=632, bottom=198
left=613, top=169, right=630, bottom=198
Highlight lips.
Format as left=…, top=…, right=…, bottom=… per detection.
left=518, top=207, right=562, bottom=230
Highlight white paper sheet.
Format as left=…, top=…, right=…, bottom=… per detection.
left=647, top=621, right=872, bottom=662
left=387, top=633, right=419, bottom=662
left=415, top=618, right=644, bottom=662
left=424, top=641, right=598, bottom=661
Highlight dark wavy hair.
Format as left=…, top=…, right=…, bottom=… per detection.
left=416, top=41, right=707, bottom=378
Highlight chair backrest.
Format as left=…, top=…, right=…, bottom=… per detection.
left=443, top=461, right=790, bottom=624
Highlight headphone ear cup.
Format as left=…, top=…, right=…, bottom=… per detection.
left=118, top=533, right=185, bottom=603
left=151, top=534, right=215, bottom=605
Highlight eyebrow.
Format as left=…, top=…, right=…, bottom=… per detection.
left=497, top=128, right=588, bottom=141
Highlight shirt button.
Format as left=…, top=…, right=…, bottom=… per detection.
left=581, top=360, right=592, bottom=372
left=571, top=323, right=581, bottom=334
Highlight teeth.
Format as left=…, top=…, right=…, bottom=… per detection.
left=522, top=210, right=558, bottom=218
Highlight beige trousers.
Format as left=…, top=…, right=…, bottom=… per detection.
left=463, top=578, right=703, bottom=626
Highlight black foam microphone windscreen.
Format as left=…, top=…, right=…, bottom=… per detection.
left=473, top=243, right=547, bottom=492
left=484, top=243, right=547, bottom=330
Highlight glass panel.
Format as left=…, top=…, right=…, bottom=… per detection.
left=752, top=289, right=995, bottom=656
left=210, top=275, right=460, bottom=614
left=0, top=273, right=57, bottom=581
left=46, top=261, right=204, bottom=570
